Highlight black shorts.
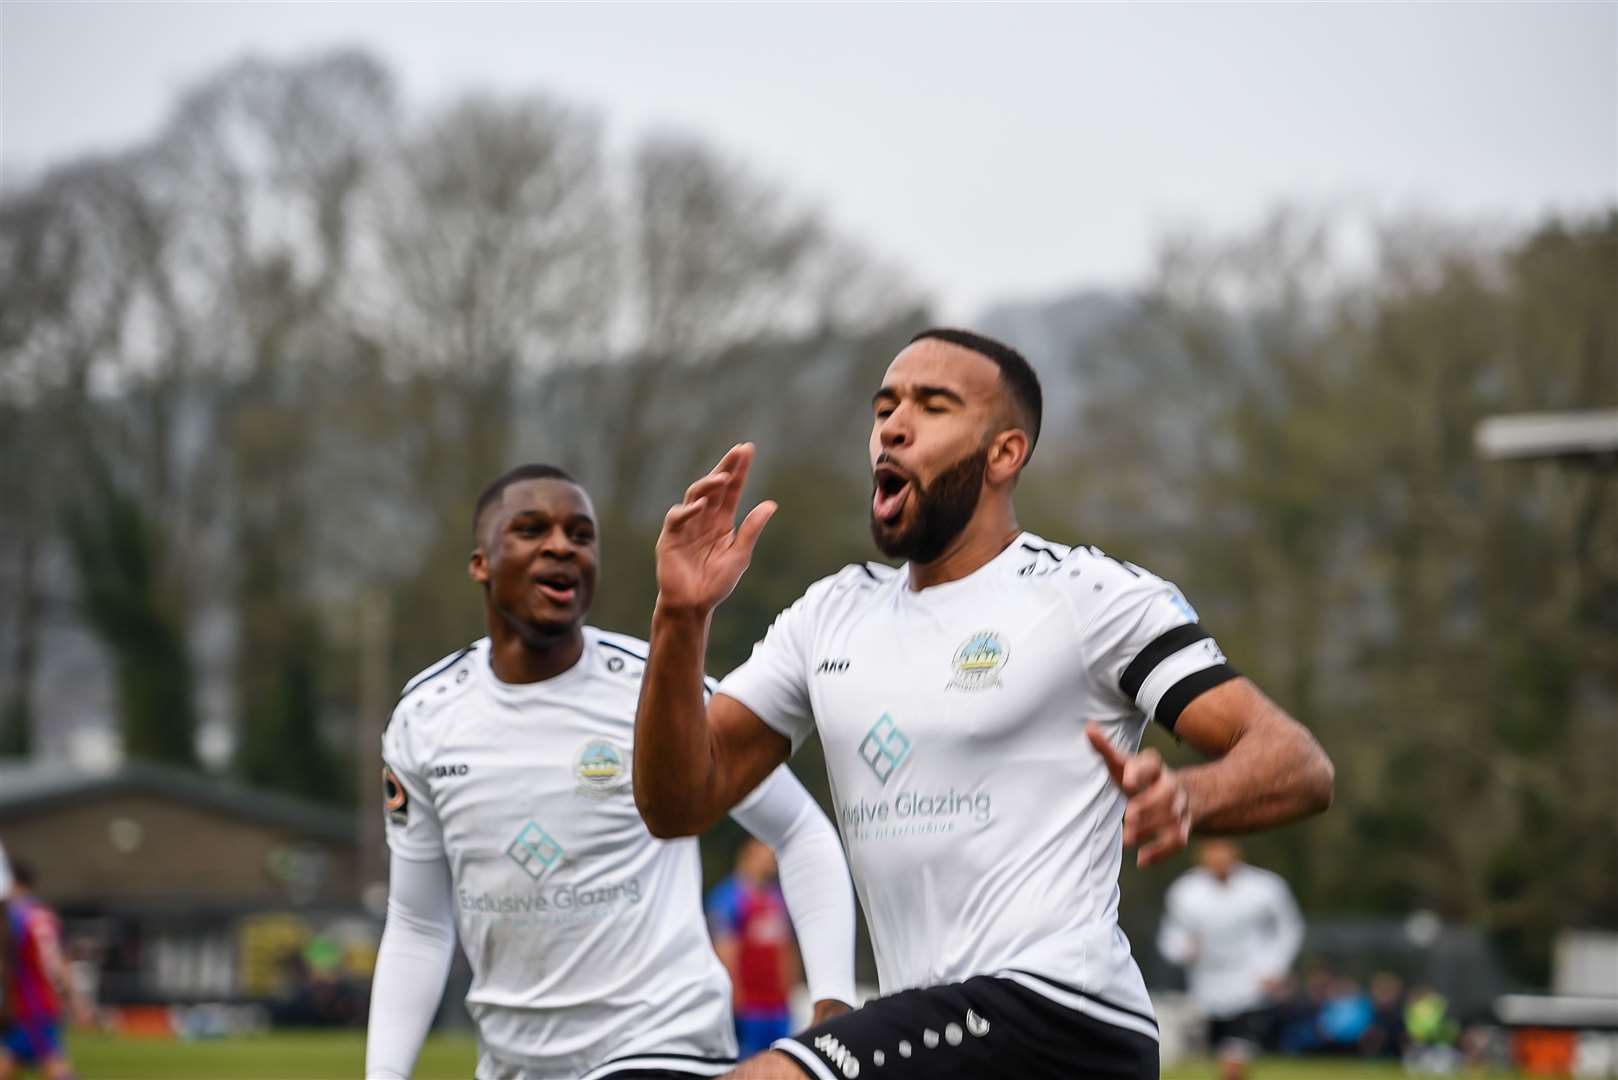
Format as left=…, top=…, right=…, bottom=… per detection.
left=774, top=971, right=1159, bottom=1080
left=1208, top=1007, right=1275, bottom=1059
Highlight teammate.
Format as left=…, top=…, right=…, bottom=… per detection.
left=1158, top=839, right=1304, bottom=1080
left=364, top=466, right=857, bottom=1080
left=707, top=839, right=800, bottom=1057
left=633, top=328, right=1336, bottom=1080
left=1, top=863, right=87, bottom=1080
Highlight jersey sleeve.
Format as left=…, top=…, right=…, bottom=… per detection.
left=716, top=590, right=818, bottom=752
left=381, top=708, right=445, bottom=862
left=1083, top=568, right=1239, bottom=731
left=366, top=852, right=457, bottom=1079
left=727, top=767, right=859, bottom=1008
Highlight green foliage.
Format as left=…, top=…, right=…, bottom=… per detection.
left=1076, top=211, right=1618, bottom=982
left=60, top=466, right=198, bottom=767
left=233, top=611, right=347, bottom=805
left=0, top=697, right=30, bottom=757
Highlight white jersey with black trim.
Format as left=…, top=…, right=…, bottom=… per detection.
left=718, top=532, right=1238, bottom=1039
left=382, top=628, right=742, bottom=1080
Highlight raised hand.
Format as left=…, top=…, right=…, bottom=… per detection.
left=656, top=443, right=778, bottom=615
left=1086, top=720, right=1192, bottom=868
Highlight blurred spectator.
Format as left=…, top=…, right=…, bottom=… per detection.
left=706, top=838, right=801, bottom=1058
left=1359, top=971, right=1406, bottom=1058
left=1275, top=969, right=1330, bottom=1055
left=2, top=861, right=90, bottom=1080
left=1317, top=976, right=1374, bottom=1053
left=267, top=940, right=364, bottom=1029
left=1403, top=985, right=1463, bottom=1074
left=1158, top=839, right=1304, bottom=1080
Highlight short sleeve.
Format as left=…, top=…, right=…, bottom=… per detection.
left=381, top=711, right=445, bottom=862
left=1085, top=572, right=1238, bottom=731
left=716, top=592, right=817, bottom=752
left=0, top=838, right=11, bottom=896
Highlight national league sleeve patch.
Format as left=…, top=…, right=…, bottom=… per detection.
left=383, top=764, right=409, bottom=825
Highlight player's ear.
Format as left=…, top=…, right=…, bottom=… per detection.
left=986, top=428, right=1030, bottom=486
left=469, top=547, right=489, bottom=585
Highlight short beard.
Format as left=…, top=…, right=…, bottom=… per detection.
left=870, top=445, right=989, bottom=564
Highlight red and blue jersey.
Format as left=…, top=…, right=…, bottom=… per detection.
left=706, top=876, right=792, bottom=1012
left=6, top=897, right=63, bottom=1023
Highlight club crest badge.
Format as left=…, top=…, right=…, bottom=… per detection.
left=948, top=630, right=1009, bottom=691
left=574, top=740, right=630, bottom=797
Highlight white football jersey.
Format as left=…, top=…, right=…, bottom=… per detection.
left=719, top=532, right=1237, bottom=1040
left=1158, top=864, right=1304, bottom=1018
left=383, top=628, right=746, bottom=1080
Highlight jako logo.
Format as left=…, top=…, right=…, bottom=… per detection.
left=432, top=764, right=469, bottom=778
left=816, top=658, right=851, bottom=674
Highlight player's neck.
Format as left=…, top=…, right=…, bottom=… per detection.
left=907, top=506, right=1021, bottom=590
left=485, top=616, right=586, bottom=684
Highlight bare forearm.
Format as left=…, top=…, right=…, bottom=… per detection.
left=634, top=601, right=723, bottom=836
left=1183, top=720, right=1333, bottom=834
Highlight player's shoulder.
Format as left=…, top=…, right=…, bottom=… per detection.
left=1030, top=537, right=1188, bottom=613
left=809, top=560, right=900, bottom=602
left=1046, top=539, right=1163, bottom=587
left=393, top=639, right=486, bottom=725
left=1238, top=863, right=1292, bottom=893
left=587, top=627, right=720, bottom=695
left=1166, top=867, right=1218, bottom=905
left=1166, top=867, right=1207, bottom=898
left=994, top=534, right=1139, bottom=599
left=590, top=627, right=650, bottom=669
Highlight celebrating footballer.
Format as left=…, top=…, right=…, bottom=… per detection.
left=634, top=328, right=1335, bottom=1080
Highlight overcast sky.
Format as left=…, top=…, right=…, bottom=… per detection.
left=3, top=2, right=1614, bottom=317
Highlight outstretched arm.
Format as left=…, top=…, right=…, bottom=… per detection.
left=1087, top=677, right=1334, bottom=867
left=730, top=768, right=857, bottom=1025
left=635, top=443, right=791, bottom=837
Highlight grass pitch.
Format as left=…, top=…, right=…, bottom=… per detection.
left=65, top=1031, right=1516, bottom=1079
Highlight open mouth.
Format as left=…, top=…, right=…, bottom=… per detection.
left=872, top=463, right=913, bottom=525
left=532, top=572, right=579, bottom=605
